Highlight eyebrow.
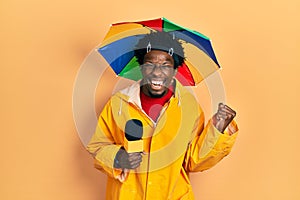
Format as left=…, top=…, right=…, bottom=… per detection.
left=143, top=55, right=174, bottom=63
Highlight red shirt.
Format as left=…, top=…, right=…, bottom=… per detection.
left=140, top=85, right=175, bottom=121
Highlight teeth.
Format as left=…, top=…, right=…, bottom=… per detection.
left=151, top=80, right=163, bottom=86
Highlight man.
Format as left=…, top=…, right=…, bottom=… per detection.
left=87, top=31, right=238, bottom=199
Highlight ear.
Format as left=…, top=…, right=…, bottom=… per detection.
left=173, top=68, right=178, bottom=77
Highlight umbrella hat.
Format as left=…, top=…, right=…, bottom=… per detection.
left=98, top=17, right=221, bottom=86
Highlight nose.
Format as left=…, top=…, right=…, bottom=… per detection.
left=151, top=65, right=163, bottom=76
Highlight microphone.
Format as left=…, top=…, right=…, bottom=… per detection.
left=124, top=119, right=144, bottom=153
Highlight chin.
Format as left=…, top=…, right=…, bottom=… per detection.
left=149, top=90, right=167, bottom=98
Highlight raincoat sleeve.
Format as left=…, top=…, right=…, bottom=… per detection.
left=86, top=98, right=124, bottom=180
left=184, top=109, right=238, bottom=172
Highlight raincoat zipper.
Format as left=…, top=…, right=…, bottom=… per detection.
left=123, top=95, right=178, bottom=199
left=125, top=102, right=154, bottom=200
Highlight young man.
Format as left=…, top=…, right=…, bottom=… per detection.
left=87, top=31, right=238, bottom=199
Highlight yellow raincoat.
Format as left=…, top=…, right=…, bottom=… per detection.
left=87, top=80, right=238, bottom=200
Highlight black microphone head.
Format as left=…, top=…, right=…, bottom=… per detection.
left=125, top=119, right=143, bottom=141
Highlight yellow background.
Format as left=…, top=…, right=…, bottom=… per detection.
left=1, top=0, right=300, bottom=199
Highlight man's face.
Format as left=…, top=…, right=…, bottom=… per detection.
left=140, top=50, right=177, bottom=97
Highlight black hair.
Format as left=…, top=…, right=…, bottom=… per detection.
left=134, top=31, right=185, bottom=69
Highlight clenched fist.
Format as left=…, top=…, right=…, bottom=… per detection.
left=212, top=103, right=236, bottom=133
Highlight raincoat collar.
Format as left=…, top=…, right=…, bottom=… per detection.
left=119, top=80, right=142, bottom=108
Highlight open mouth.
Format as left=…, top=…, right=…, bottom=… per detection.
left=150, top=80, right=164, bottom=89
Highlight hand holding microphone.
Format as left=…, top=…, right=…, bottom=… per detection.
left=114, top=119, right=144, bottom=170
left=114, top=147, right=142, bottom=169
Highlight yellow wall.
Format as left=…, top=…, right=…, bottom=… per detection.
left=1, top=0, right=300, bottom=199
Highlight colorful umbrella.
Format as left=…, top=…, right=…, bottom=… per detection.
left=98, top=17, right=221, bottom=86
